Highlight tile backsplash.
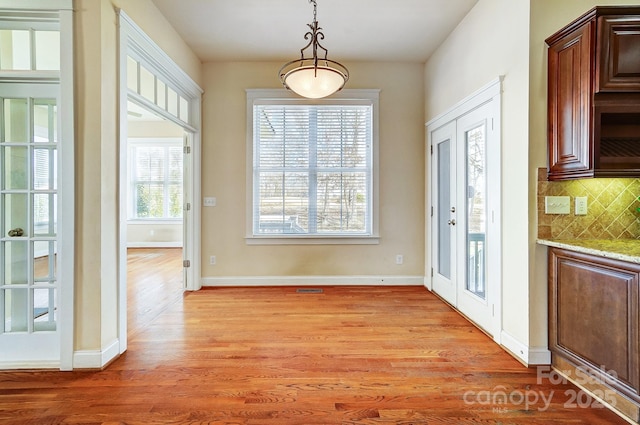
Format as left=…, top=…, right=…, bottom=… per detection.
left=537, top=168, right=640, bottom=240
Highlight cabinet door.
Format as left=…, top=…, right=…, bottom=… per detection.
left=547, top=21, right=595, bottom=180
left=549, top=248, right=640, bottom=398
left=597, top=15, right=640, bottom=92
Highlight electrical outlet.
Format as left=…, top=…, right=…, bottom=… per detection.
left=575, top=196, right=588, bottom=215
left=209, top=255, right=216, bottom=265
left=395, top=254, right=403, bottom=265
left=544, top=196, right=570, bottom=214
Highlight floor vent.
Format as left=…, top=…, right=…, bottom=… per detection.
left=296, top=288, right=323, bottom=294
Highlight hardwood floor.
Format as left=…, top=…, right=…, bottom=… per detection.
left=0, top=249, right=630, bottom=424
left=126, top=248, right=184, bottom=337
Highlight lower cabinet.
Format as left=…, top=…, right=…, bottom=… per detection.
left=549, top=247, right=640, bottom=416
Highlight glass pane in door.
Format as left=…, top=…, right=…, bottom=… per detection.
left=34, top=101, right=58, bottom=143
left=3, top=288, right=28, bottom=332
left=2, top=146, right=28, bottom=189
left=3, top=193, right=28, bottom=237
left=466, top=125, right=486, bottom=299
left=33, top=287, right=56, bottom=331
left=4, top=98, right=29, bottom=142
left=33, top=241, right=56, bottom=282
left=437, top=140, right=451, bottom=279
left=3, top=240, right=28, bottom=285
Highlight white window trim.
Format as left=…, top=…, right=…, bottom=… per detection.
left=245, top=89, right=380, bottom=245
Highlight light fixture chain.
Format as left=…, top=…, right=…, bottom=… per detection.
left=310, top=0, right=317, bottom=23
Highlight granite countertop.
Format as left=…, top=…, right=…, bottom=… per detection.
left=537, top=239, right=640, bottom=264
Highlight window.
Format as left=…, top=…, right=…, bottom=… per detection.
left=247, top=90, right=379, bottom=241
left=128, top=138, right=182, bottom=220
left=0, top=29, right=60, bottom=71
left=126, top=56, right=190, bottom=125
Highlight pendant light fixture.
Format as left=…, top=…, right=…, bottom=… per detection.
left=279, top=0, right=349, bottom=99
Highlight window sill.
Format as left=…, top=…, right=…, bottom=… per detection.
left=127, top=219, right=182, bottom=225
left=245, top=235, right=380, bottom=245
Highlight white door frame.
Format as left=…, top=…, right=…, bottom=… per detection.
left=426, top=77, right=502, bottom=342
left=117, top=11, right=203, bottom=354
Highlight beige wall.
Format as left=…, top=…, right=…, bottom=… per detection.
left=127, top=224, right=182, bottom=246
left=73, top=0, right=200, bottom=352
left=201, top=61, right=425, bottom=277
left=424, top=0, right=532, bottom=349
left=127, top=120, right=184, bottom=138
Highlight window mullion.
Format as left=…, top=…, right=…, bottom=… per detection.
left=340, top=109, right=345, bottom=230
left=29, top=29, right=36, bottom=71
left=130, top=146, right=137, bottom=219
left=308, top=107, right=317, bottom=234
left=163, top=146, right=169, bottom=218
left=281, top=107, right=286, bottom=225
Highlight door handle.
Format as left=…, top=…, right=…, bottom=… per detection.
left=450, top=207, right=456, bottom=213
left=448, top=219, right=456, bottom=226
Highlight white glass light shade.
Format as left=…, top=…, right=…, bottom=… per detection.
left=281, top=63, right=348, bottom=99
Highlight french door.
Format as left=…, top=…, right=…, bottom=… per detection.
left=432, top=121, right=457, bottom=305
left=0, top=83, right=61, bottom=364
left=430, top=95, right=501, bottom=339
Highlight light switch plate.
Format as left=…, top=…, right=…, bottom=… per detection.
left=545, top=196, right=570, bottom=214
left=203, top=197, right=216, bottom=207
left=575, top=196, right=588, bottom=215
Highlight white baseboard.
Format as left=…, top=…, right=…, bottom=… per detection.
left=0, top=360, right=59, bottom=369
left=423, top=276, right=432, bottom=290
left=528, top=347, right=552, bottom=365
left=202, top=275, right=425, bottom=287
left=73, top=339, right=120, bottom=369
left=127, top=242, right=182, bottom=248
left=501, top=330, right=551, bottom=366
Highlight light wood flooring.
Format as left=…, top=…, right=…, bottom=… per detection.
left=0, top=248, right=630, bottom=424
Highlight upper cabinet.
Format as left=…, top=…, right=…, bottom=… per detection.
left=546, top=7, right=640, bottom=181
left=597, top=14, right=640, bottom=92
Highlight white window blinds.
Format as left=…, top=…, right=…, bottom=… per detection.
left=253, top=102, right=373, bottom=236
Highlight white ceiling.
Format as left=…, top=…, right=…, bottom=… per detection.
left=151, top=0, right=478, bottom=63
left=127, top=101, right=163, bottom=121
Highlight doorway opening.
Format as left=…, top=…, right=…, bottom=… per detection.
left=118, top=10, right=202, bottom=356
left=125, top=101, right=185, bottom=336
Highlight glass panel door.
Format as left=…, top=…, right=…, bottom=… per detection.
left=0, top=85, right=60, bottom=362
left=455, top=102, right=494, bottom=336
left=465, top=124, right=486, bottom=300
left=431, top=121, right=456, bottom=306
left=437, top=140, right=452, bottom=279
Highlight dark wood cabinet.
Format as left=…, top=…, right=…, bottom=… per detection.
left=549, top=248, right=640, bottom=406
left=546, top=7, right=640, bottom=180
left=597, top=15, right=640, bottom=92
